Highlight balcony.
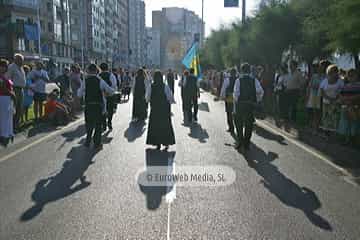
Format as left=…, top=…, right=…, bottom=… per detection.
left=0, top=0, right=39, bottom=10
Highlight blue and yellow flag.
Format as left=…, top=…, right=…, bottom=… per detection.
left=182, top=42, right=202, bottom=79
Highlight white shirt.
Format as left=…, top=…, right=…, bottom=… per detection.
left=319, top=78, right=344, bottom=104
left=274, top=74, right=290, bottom=92
left=146, top=83, right=176, bottom=104
left=28, top=69, right=49, bottom=93
left=77, top=74, right=115, bottom=98
left=6, top=63, right=26, bottom=88
left=233, top=74, right=264, bottom=103
left=220, top=76, right=236, bottom=99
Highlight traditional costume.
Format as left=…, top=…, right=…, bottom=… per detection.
left=99, top=71, right=118, bottom=130
left=132, top=70, right=150, bottom=121
left=146, top=72, right=175, bottom=149
left=183, top=74, right=199, bottom=123
left=220, top=72, right=237, bottom=133
left=233, top=73, right=264, bottom=150
left=78, top=73, right=114, bottom=148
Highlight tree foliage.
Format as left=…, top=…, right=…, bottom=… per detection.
left=202, top=0, right=360, bottom=70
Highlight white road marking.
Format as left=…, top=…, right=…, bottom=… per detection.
left=256, top=120, right=351, bottom=177
left=0, top=118, right=84, bottom=164
left=165, top=155, right=176, bottom=240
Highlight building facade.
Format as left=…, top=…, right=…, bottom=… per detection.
left=129, top=0, right=145, bottom=68
left=145, top=27, right=160, bottom=69
left=152, top=7, right=204, bottom=70
left=0, top=0, right=39, bottom=60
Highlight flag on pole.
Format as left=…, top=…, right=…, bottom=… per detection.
left=182, top=42, right=202, bottom=79
left=224, top=0, right=239, bottom=7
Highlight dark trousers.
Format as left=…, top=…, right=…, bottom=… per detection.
left=185, top=94, right=198, bottom=121
left=103, top=97, right=115, bottom=128
left=85, top=104, right=102, bottom=146
left=234, top=111, right=254, bottom=147
left=14, top=87, right=23, bottom=128
left=284, top=89, right=300, bottom=122
left=225, top=102, right=234, bottom=131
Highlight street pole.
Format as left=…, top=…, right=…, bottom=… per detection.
left=37, top=0, right=41, bottom=59
left=242, top=0, right=246, bottom=24
left=80, top=0, right=84, bottom=69
left=201, top=0, right=204, bottom=47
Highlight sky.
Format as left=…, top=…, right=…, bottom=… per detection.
left=144, top=0, right=260, bottom=37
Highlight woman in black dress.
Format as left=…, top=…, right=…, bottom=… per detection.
left=132, top=68, right=149, bottom=122
left=146, top=70, right=176, bottom=150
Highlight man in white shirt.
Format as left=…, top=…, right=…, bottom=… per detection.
left=233, top=63, right=264, bottom=151
left=6, top=54, right=26, bottom=130
left=99, top=63, right=118, bottom=131
left=78, top=64, right=115, bottom=150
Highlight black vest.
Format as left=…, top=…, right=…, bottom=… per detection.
left=99, top=72, right=112, bottom=87
left=184, top=75, right=198, bottom=96
left=85, top=76, right=102, bottom=104
left=238, top=75, right=256, bottom=103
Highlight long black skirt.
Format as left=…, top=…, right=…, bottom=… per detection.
left=132, top=96, right=148, bottom=120
left=146, top=110, right=175, bottom=146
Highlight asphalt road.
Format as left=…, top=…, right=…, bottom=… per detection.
left=0, top=87, right=359, bottom=240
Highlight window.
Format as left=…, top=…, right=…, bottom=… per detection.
left=47, top=2, right=52, bottom=11
left=48, top=22, right=53, bottom=32
left=72, top=32, right=79, bottom=41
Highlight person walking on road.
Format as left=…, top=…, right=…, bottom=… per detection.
left=234, top=63, right=264, bottom=151
left=99, top=63, right=118, bottom=131
left=132, top=68, right=150, bottom=122
left=146, top=70, right=176, bottom=150
left=78, top=64, right=115, bottom=150
left=166, top=69, right=175, bottom=94
left=179, top=70, right=189, bottom=120
left=183, top=68, right=200, bottom=124
left=220, top=68, right=237, bottom=133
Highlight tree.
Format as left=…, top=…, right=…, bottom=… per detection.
left=326, top=0, right=360, bottom=69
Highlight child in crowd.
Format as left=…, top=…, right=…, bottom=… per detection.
left=337, top=69, right=360, bottom=145
left=44, top=90, right=70, bottom=126
left=306, top=63, right=322, bottom=130
left=22, top=65, right=34, bottom=123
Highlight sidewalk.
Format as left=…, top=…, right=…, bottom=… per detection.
left=259, top=116, right=360, bottom=183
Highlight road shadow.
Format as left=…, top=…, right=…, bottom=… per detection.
left=254, top=125, right=287, bottom=145
left=198, top=102, right=210, bottom=112
left=20, top=144, right=97, bottom=221
left=57, top=124, right=86, bottom=150
left=138, top=148, right=175, bottom=210
left=242, top=143, right=332, bottom=231
left=124, top=121, right=146, bottom=142
left=27, top=123, right=59, bottom=138
left=187, top=122, right=209, bottom=143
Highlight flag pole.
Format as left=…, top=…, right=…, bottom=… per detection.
left=242, top=0, right=246, bottom=24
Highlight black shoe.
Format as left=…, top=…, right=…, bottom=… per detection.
left=108, top=124, right=113, bottom=131
left=227, top=128, right=234, bottom=133
left=94, top=144, right=103, bottom=151
left=244, top=143, right=250, bottom=151
left=235, top=142, right=242, bottom=150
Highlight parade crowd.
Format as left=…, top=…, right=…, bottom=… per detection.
left=205, top=60, right=360, bottom=147
left=1, top=52, right=360, bottom=150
